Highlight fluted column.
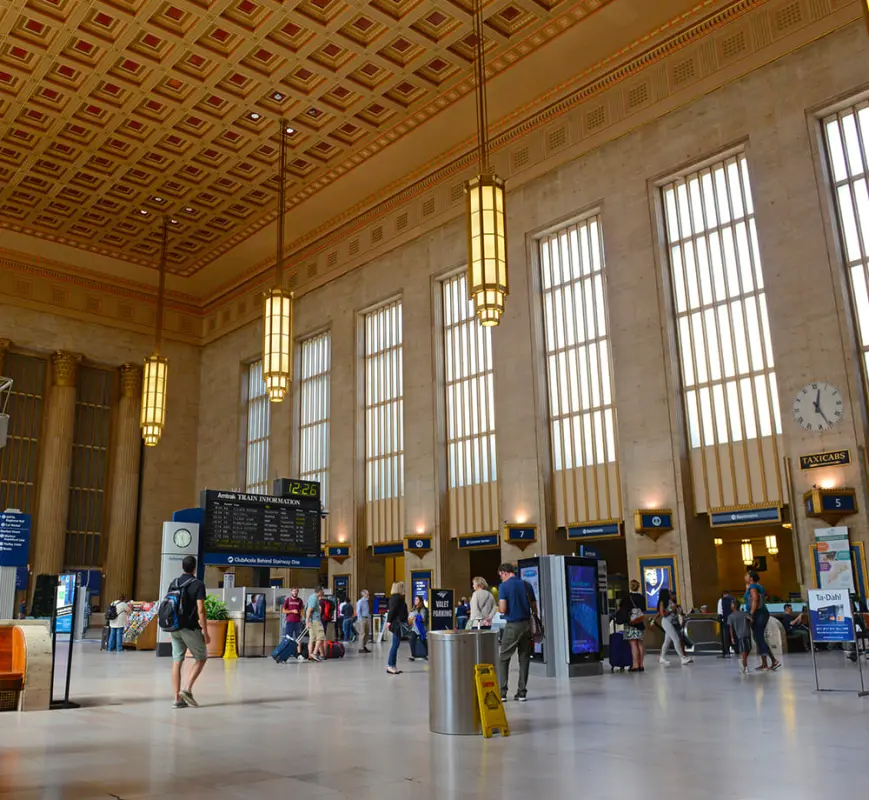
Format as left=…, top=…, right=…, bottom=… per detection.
left=103, top=364, right=143, bottom=603
left=32, top=352, right=79, bottom=578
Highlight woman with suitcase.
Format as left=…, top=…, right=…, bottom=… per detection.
left=408, top=596, right=429, bottom=661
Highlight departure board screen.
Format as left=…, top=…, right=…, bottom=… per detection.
left=201, top=490, right=321, bottom=557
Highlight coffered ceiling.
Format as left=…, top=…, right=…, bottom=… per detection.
left=0, top=0, right=756, bottom=302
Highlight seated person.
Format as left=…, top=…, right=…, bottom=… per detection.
left=781, top=603, right=810, bottom=650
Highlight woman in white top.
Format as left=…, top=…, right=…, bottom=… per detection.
left=106, top=594, right=130, bottom=653
left=467, top=577, right=496, bottom=629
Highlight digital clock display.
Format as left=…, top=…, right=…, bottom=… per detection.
left=274, top=478, right=320, bottom=501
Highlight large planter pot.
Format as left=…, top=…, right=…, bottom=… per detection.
left=206, top=620, right=228, bottom=657
left=186, top=620, right=228, bottom=658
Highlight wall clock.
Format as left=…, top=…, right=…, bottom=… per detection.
left=791, top=382, right=844, bottom=432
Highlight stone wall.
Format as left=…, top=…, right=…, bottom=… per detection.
left=0, top=304, right=200, bottom=598
left=199, top=23, right=869, bottom=607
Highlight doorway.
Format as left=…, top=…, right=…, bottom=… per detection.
left=468, top=548, right=501, bottom=594
left=384, top=554, right=405, bottom=594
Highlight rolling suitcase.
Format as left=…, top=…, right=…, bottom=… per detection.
left=323, top=641, right=345, bottom=659
left=410, top=635, right=428, bottom=660
left=609, top=630, right=633, bottom=672
left=272, top=626, right=308, bottom=663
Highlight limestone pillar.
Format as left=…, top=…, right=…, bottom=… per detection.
left=32, top=352, right=79, bottom=578
left=103, top=364, right=143, bottom=603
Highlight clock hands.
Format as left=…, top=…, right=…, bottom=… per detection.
left=812, top=389, right=832, bottom=427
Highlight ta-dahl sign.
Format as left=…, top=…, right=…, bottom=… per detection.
left=799, top=449, right=851, bottom=470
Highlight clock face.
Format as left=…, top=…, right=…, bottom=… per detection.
left=173, top=528, right=192, bottom=549
left=792, top=382, right=844, bottom=432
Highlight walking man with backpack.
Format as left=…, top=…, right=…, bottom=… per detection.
left=105, top=594, right=130, bottom=653
left=159, top=555, right=210, bottom=708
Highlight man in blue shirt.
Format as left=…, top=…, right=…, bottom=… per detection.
left=355, top=589, right=371, bottom=654
left=497, top=562, right=537, bottom=702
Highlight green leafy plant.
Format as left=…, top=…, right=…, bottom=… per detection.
left=204, top=595, right=230, bottom=621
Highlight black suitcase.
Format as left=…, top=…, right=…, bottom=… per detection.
left=323, top=641, right=345, bottom=659
left=101, top=626, right=110, bottom=651
left=609, top=631, right=633, bottom=672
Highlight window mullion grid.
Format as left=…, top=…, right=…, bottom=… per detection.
left=575, top=223, right=601, bottom=516
left=557, top=229, right=584, bottom=520
left=839, top=111, right=869, bottom=379
left=684, top=174, right=725, bottom=507
left=671, top=181, right=712, bottom=510
left=706, top=164, right=754, bottom=484
left=734, top=156, right=779, bottom=501
left=724, top=157, right=761, bottom=503
left=696, top=171, right=740, bottom=504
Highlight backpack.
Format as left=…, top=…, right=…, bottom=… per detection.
left=158, top=577, right=192, bottom=632
left=105, top=603, right=118, bottom=623
left=320, top=599, right=333, bottom=622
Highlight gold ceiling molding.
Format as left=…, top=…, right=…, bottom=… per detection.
left=201, top=0, right=855, bottom=318
left=0, top=0, right=618, bottom=276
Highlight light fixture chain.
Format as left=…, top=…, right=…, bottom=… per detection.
left=473, top=0, right=490, bottom=174
left=276, top=119, right=288, bottom=287
left=155, top=215, right=168, bottom=355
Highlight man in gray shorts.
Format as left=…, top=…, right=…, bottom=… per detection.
left=169, top=555, right=210, bottom=708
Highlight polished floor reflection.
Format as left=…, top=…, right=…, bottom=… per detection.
left=1, top=642, right=867, bottom=799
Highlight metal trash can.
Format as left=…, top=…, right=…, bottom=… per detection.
left=429, top=629, right=499, bottom=735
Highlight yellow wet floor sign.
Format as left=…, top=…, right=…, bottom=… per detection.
left=223, top=620, right=238, bottom=660
left=474, top=664, right=509, bottom=738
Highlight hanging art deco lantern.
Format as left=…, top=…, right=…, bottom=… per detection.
left=141, top=217, right=170, bottom=446
left=741, top=540, right=754, bottom=566
left=765, top=535, right=779, bottom=555
left=262, top=120, right=294, bottom=402
left=466, top=0, right=508, bottom=326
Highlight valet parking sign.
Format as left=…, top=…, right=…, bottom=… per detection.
left=808, top=588, right=855, bottom=643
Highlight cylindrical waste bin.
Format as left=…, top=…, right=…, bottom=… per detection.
left=429, top=629, right=499, bottom=735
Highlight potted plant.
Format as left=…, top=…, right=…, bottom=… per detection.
left=204, top=595, right=230, bottom=658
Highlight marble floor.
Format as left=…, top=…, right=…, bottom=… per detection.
left=1, top=642, right=868, bottom=800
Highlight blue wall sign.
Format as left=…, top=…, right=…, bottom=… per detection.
left=405, top=537, right=432, bottom=552
left=504, top=526, right=536, bottom=544
left=458, top=534, right=500, bottom=550
left=637, top=512, right=673, bottom=531
left=567, top=522, right=622, bottom=539
left=579, top=545, right=600, bottom=559
left=709, top=506, right=781, bottom=527
left=327, top=545, right=350, bottom=558
left=203, top=552, right=322, bottom=569
left=805, top=488, right=858, bottom=517
left=72, top=569, right=102, bottom=597
left=372, top=542, right=404, bottom=556
left=0, top=511, right=31, bottom=567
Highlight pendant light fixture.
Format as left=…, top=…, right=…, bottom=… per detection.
left=713, top=538, right=723, bottom=547
left=141, top=217, right=170, bottom=446
left=466, top=0, right=508, bottom=327
left=741, top=540, right=754, bottom=566
left=765, top=535, right=779, bottom=555
left=262, top=119, right=294, bottom=402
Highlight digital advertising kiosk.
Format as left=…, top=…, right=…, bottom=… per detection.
left=519, top=555, right=604, bottom=678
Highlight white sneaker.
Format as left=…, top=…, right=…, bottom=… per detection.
left=741, top=666, right=750, bottom=674
left=659, top=659, right=671, bottom=666
left=681, top=657, right=693, bottom=665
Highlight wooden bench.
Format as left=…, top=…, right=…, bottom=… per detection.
left=0, top=626, right=26, bottom=712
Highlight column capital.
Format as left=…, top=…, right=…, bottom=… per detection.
left=119, top=363, right=142, bottom=398
left=0, top=339, right=10, bottom=373
left=52, top=351, right=81, bottom=387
